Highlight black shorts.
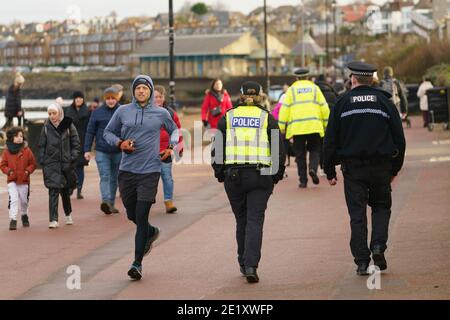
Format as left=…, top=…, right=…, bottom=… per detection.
left=118, top=171, right=160, bottom=204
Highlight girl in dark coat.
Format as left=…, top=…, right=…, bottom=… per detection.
left=38, top=103, right=80, bottom=229
left=64, top=91, right=91, bottom=199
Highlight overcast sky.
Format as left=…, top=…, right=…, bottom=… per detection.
left=0, top=0, right=385, bottom=24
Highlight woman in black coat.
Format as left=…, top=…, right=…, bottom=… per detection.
left=3, top=73, right=25, bottom=129
left=64, top=91, right=91, bottom=199
left=38, top=103, right=80, bottom=228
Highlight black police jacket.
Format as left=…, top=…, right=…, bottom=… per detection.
left=323, top=85, right=406, bottom=179
left=211, top=104, right=286, bottom=183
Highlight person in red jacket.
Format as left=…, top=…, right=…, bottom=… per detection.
left=201, top=79, right=233, bottom=130
left=0, top=127, right=36, bottom=230
left=154, top=85, right=183, bottom=213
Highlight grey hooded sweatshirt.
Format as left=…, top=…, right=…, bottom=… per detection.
left=103, top=75, right=178, bottom=174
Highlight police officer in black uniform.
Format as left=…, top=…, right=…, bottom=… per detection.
left=211, top=81, right=286, bottom=283
left=323, top=61, right=406, bottom=276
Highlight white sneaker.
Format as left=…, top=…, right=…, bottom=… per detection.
left=49, top=221, right=59, bottom=229
left=65, top=215, right=73, bottom=225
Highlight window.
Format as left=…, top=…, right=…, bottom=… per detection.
left=34, top=47, right=42, bottom=55
left=60, top=45, right=70, bottom=54
left=87, top=55, right=100, bottom=64
left=120, top=41, right=132, bottom=51
left=74, top=56, right=84, bottom=65
left=19, top=47, right=29, bottom=56
left=75, top=44, right=84, bottom=53
left=59, top=57, right=70, bottom=64
left=6, top=48, right=15, bottom=56
left=104, top=55, right=115, bottom=65
left=89, top=44, right=99, bottom=52
left=104, top=43, right=115, bottom=52
left=119, top=55, right=129, bottom=64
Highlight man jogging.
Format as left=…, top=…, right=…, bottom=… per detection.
left=104, top=75, right=178, bottom=280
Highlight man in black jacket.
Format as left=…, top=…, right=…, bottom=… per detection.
left=3, top=73, right=25, bottom=129
left=64, top=91, right=91, bottom=199
left=211, top=81, right=285, bottom=283
left=323, top=61, right=406, bottom=276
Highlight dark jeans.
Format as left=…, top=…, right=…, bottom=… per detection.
left=75, top=165, right=85, bottom=190
left=118, top=171, right=160, bottom=265
left=342, top=159, right=392, bottom=265
left=293, top=134, right=321, bottom=184
left=224, top=168, right=274, bottom=268
left=48, top=188, right=72, bottom=222
left=3, top=116, right=22, bottom=128
left=422, top=111, right=430, bottom=127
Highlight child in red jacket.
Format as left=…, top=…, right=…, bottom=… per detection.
left=0, top=127, right=36, bottom=230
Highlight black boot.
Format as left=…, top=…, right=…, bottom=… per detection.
left=356, top=262, right=369, bottom=276
left=77, top=188, right=84, bottom=199
left=21, top=215, right=30, bottom=227
left=244, top=267, right=259, bottom=283
left=372, top=247, right=387, bottom=271
left=9, top=220, right=17, bottom=230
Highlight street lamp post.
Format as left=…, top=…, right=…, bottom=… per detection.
left=332, top=0, right=337, bottom=78
left=169, top=0, right=176, bottom=109
left=325, top=0, right=329, bottom=68
left=301, top=6, right=305, bottom=67
left=263, top=0, right=270, bottom=93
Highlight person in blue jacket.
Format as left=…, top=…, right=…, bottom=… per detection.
left=104, top=75, right=178, bottom=281
left=84, top=87, right=122, bottom=215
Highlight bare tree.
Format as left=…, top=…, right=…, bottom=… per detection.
left=211, top=0, right=230, bottom=11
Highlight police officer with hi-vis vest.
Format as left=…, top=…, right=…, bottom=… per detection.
left=211, top=81, right=286, bottom=283
left=278, top=68, right=329, bottom=188
left=323, top=61, right=406, bottom=276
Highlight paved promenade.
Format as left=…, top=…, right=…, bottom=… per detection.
left=0, top=116, right=449, bottom=299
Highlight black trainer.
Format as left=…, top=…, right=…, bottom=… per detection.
left=127, top=263, right=142, bottom=281
left=309, top=169, right=320, bottom=185
left=299, top=182, right=307, bottom=188
left=9, top=220, right=17, bottom=230
left=21, top=215, right=30, bottom=227
left=356, top=263, right=369, bottom=276
left=144, top=226, right=160, bottom=256
left=244, top=267, right=259, bottom=283
left=372, top=248, right=387, bottom=271
left=240, top=265, right=245, bottom=276
left=100, top=202, right=113, bottom=215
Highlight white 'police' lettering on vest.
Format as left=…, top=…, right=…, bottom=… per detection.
left=351, top=95, right=377, bottom=103
left=297, top=88, right=312, bottom=94
left=231, top=117, right=261, bottom=128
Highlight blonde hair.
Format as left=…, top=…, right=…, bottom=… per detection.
left=240, top=94, right=262, bottom=105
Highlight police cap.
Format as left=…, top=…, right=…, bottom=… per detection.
left=240, top=81, right=262, bottom=96
left=293, top=67, right=310, bottom=77
left=346, top=61, right=377, bottom=77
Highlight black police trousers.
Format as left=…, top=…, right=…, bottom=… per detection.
left=342, top=159, right=392, bottom=265
left=224, top=168, right=274, bottom=269
left=293, top=133, right=321, bottom=184
left=48, top=188, right=72, bottom=222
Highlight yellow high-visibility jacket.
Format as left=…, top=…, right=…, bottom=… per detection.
left=278, top=80, right=330, bottom=139
left=225, top=105, right=271, bottom=166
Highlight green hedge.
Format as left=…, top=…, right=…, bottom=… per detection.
left=425, top=64, right=450, bottom=87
